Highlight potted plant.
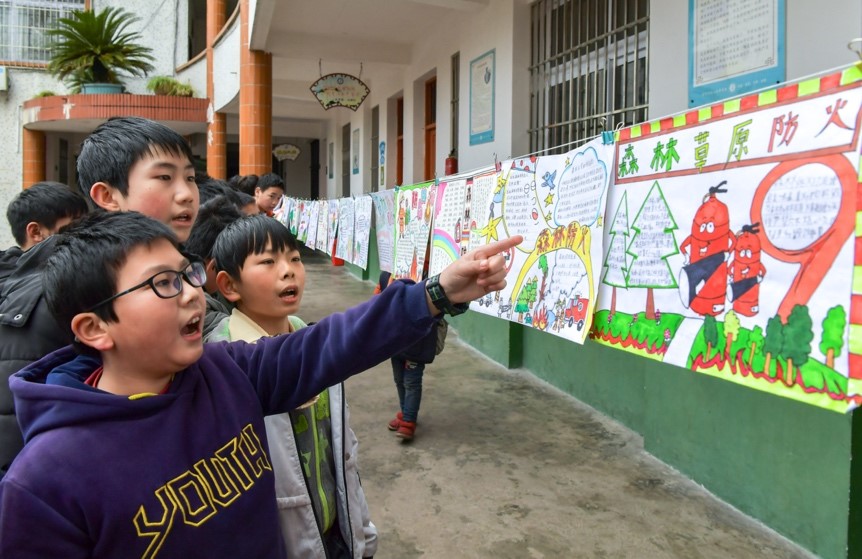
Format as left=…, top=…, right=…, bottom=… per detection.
left=46, top=7, right=155, bottom=94
left=146, top=76, right=194, bottom=97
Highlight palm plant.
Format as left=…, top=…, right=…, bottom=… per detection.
left=46, top=7, right=155, bottom=92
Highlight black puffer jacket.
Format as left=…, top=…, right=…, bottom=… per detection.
left=0, top=237, right=71, bottom=477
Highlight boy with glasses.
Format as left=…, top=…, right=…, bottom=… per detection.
left=0, top=210, right=519, bottom=557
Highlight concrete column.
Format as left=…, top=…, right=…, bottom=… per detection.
left=22, top=128, right=45, bottom=188
left=239, top=0, right=272, bottom=176
left=206, top=0, right=227, bottom=179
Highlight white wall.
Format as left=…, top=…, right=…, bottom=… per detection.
left=0, top=69, right=67, bottom=248
left=95, top=0, right=189, bottom=93
left=649, top=0, right=862, bottom=119
left=212, top=17, right=241, bottom=111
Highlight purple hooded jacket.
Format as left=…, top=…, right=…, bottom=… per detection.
left=0, top=280, right=434, bottom=559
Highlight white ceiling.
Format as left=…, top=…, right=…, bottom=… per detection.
left=250, top=0, right=489, bottom=132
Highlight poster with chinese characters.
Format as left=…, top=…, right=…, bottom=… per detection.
left=335, top=197, right=355, bottom=262
left=297, top=201, right=310, bottom=243
left=289, top=198, right=301, bottom=235
left=326, top=200, right=339, bottom=255
left=594, top=65, right=862, bottom=413
left=306, top=199, right=320, bottom=249
left=470, top=137, right=615, bottom=345
left=352, top=195, right=373, bottom=269
left=466, top=170, right=497, bottom=253
left=274, top=195, right=290, bottom=226
left=428, top=177, right=469, bottom=277
left=370, top=189, right=396, bottom=272
left=393, top=181, right=435, bottom=280
left=315, top=200, right=329, bottom=252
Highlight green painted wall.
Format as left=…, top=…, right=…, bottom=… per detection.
left=332, top=224, right=857, bottom=559
left=515, top=320, right=854, bottom=559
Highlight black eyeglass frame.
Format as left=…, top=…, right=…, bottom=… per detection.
left=85, top=259, right=207, bottom=312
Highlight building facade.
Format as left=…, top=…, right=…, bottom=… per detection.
left=0, top=1, right=861, bottom=557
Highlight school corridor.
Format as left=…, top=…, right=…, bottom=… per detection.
left=298, top=249, right=815, bottom=559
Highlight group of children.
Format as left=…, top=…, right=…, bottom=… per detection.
left=0, top=116, right=520, bottom=557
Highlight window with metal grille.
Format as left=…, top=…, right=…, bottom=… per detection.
left=530, top=0, right=649, bottom=155
left=0, top=0, right=85, bottom=64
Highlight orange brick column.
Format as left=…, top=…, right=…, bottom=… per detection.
left=239, top=0, right=272, bottom=176
left=206, top=0, right=227, bottom=179
left=22, top=128, right=45, bottom=188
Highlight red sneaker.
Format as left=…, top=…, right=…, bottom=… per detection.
left=395, top=421, right=416, bottom=441
left=388, top=412, right=403, bottom=431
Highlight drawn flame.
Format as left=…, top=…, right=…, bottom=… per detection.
left=533, top=307, right=549, bottom=330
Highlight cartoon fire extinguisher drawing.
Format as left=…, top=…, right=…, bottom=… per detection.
left=728, top=222, right=766, bottom=316
left=679, top=181, right=736, bottom=316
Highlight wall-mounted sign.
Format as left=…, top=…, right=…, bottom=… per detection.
left=688, top=0, right=785, bottom=107
left=273, top=143, right=301, bottom=161
left=310, top=73, right=370, bottom=111
left=469, top=50, right=495, bottom=145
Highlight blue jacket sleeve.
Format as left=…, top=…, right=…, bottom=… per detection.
left=222, top=280, right=436, bottom=415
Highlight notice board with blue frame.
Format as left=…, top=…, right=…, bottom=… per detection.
left=688, top=0, right=785, bottom=107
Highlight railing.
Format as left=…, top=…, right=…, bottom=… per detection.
left=0, top=0, right=85, bottom=64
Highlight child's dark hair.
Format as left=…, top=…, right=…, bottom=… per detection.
left=43, top=211, right=179, bottom=355
left=229, top=174, right=259, bottom=196
left=185, top=196, right=243, bottom=261
left=257, top=173, right=285, bottom=191
left=212, top=214, right=299, bottom=278
left=197, top=174, right=231, bottom=207
left=232, top=189, right=255, bottom=210
left=77, top=117, right=195, bottom=206
left=6, top=182, right=88, bottom=246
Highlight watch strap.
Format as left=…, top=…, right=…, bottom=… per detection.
left=425, top=274, right=469, bottom=316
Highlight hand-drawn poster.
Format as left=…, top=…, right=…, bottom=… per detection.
left=429, top=177, right=469, bottom=277
left=289, top=198, right=300, bottom=235
left=326, top=200, right=339, bottom=256
left=370, top=189, right=396, bottom=272
left=470, top=138, right=615, bottom=344
left=393, top=181, right=435, bottom=280
left=594, top=65, right=862, bottom=413
left=335, top=197, right=355, bottom=262
left=297, top=201, right=310, bottom=244
left=352, top=195, right=373, bottom=269
left=315, top=200, right=329, bottom=252
left=306, top=200, right=320, bottom=249
left=467, top=170, right=497, bottom=253
left=273, top=195, right=290, bottom=226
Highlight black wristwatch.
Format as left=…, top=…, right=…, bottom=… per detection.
left=425, top=274, right=469, bottom=316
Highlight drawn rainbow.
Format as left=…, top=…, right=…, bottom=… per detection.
left=432, top=230, right=460, bottom=265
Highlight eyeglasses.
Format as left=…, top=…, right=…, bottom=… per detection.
left=86, top=260, right=207, bottom=312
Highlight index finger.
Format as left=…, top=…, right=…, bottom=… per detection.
left=473, top=235, right=523, bottom=259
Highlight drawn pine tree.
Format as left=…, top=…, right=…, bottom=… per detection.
left=625, top=182, right=680, bottom=320
left=602, top=191, right=629, bottom=316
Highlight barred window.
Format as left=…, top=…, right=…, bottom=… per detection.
left=530, top=0, right=649, bottom=154
left=0, top=0, right=86, bottom=64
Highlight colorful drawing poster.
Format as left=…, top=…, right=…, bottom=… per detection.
left=370, top=189, right=396, bottom=272
left=315, top=200, right=329, bottom=252
left=429, top=178, right=469, bottom=277
left=297, top=201, right=310, bottom=243
left=593, top=66, right=862, bottom=413
left=274, top=196, right=291, bottom=226
left=326, top=200, right=339, bottom=255
left=335, top=197, right=355, bottom=262
left=470, top=138, right=615, bottom=344
left=393, top=181, right=435, bottom=280
left=352, top=195, right=373, bottom=269
left=467, top=171, right=497, bottom=253
left=289, top=198, right=300, bottom=235
left=306, top=200, right=320, bottom=248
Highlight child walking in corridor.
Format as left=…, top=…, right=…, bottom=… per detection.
left=376, top=271, right=446, bottom=442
